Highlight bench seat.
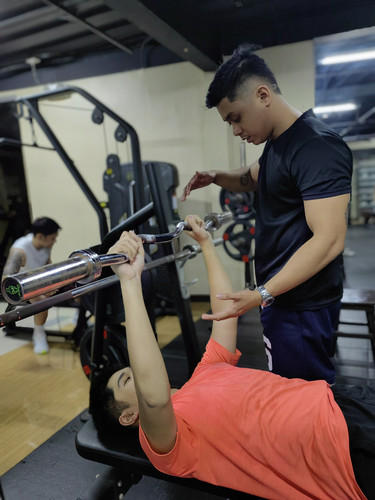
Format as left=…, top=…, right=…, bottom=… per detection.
left=75, top=416, right=263, bottom=499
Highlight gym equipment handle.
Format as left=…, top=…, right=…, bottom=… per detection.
left=1, top=212, right=232, bottom=305
left=137, top=211, right=232, bottom=242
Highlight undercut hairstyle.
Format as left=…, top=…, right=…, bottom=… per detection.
left=206, top=44, right=281, bottom=109
left=31, top=217, right=61, bottom=236
left=89, top=364, right=133, bottom=442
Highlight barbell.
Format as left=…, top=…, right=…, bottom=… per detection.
left=0, top=212, right=232, bottom=326
left=2, top=211, right=232, bottom=305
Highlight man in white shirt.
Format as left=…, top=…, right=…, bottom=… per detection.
left=2, top=217, right=61, bottom=353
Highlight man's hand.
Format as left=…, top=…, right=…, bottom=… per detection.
left=108, top=231, right=144, bottom=281
left=202, top=289, right=262, bottom=321
left=184, top=215, right=211, bottom=244
left=181, top=170, right=216, bottom=201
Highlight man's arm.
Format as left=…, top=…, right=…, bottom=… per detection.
left=1, top=248, right=26, bottom=281
left=110, top=232, right=177, bottom=454
left=204, top=193, right=349, bottom=321
left=186, top=216, right=238, bottom=353
left=181, top=161, right=259, bottom=201
left=264, top=193, right=349, bottom=297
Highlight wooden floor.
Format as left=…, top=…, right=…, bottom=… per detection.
left=0, top=302, right=209, bottom=476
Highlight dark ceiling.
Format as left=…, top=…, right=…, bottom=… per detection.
left=1, top=0, right=375, bottom=141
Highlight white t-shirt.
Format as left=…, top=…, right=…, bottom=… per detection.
left=12, top=233, right=51, bottom=271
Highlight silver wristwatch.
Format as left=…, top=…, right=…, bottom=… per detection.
left=256, top=285, right=274, bottom=307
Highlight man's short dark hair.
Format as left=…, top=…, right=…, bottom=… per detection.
left=31, top=217, right=61, bottom=236
left=206, top=45, right=281, bottom=109
left=89, top=364, right=132, bottom=442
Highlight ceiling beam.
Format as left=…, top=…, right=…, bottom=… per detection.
left=42, top=0, right=133, bottom=54
left=102, top=0, right=218, bottom=71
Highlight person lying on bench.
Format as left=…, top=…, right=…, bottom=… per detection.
left=90, top=215, right=375, bottom=500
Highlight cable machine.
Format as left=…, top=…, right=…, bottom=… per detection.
left=0, top=86, right=202, bottom=376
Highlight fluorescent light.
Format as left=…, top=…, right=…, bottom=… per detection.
left=320, top=50, right=375, bottom=65
left=314, top=103, right=357, bottom=114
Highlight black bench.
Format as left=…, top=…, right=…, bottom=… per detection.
left=75, top=416, right=263, bottom=499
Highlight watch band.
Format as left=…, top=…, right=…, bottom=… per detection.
left=256, top=285, right=274, bottom=307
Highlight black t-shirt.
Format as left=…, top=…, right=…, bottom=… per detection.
left=256, top=109, right=353, bottom=309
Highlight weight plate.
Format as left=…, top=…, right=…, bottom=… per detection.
left=223, top=221, right=255, bottom=262
left=219, top=188, right=256, bottom=221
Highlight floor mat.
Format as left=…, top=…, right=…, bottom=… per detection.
left=1, top=411, right=110, bottom=500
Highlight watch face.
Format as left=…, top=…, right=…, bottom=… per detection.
left=263, top=296, right=274, bottom=306
left=258, top=286, right=274, bottom=307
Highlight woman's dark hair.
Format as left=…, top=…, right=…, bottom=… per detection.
left=89, top=364, right=133, bottom=442
left=206, top=44, right=281, bottom=108
left=31, top=217, right=61, bottom=236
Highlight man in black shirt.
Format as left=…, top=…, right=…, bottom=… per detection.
left=181, top=45, right=352, bottom=383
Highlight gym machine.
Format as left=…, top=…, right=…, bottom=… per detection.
left=0, top=86, right=185, bottom=352
left=103, top=159, right=181, bottom=317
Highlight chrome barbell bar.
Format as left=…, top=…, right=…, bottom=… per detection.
left=0, top=238, right=224, bottom=327
left=1, top=212, right=233, bottom=306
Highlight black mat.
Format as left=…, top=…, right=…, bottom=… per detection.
left=1, top=411, right=111, bottom=500
left=1, top=310, right=266, bottom=500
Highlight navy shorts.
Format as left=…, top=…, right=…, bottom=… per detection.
left=260, top=302, right=341, bottom=383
